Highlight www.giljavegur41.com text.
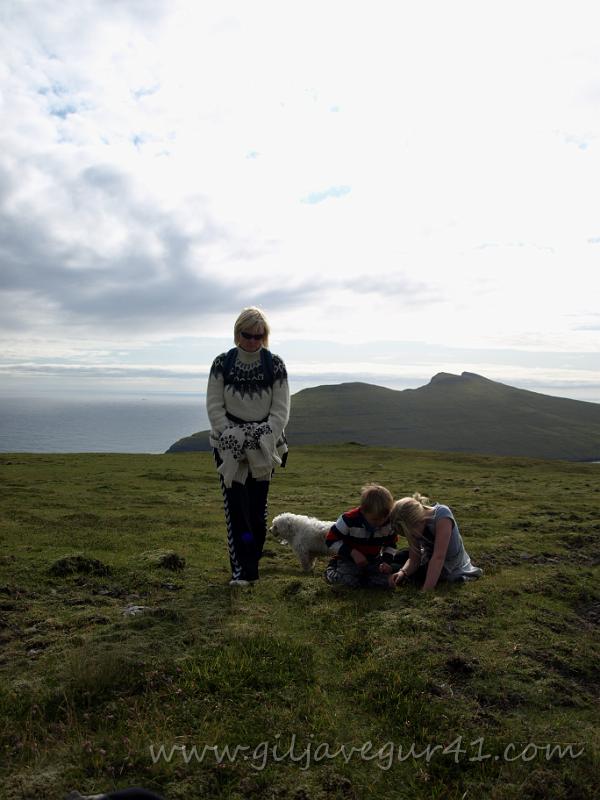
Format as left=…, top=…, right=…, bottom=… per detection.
left=149, top=735, right=585, bottom=771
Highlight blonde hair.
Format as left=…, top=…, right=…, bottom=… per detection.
left=390, top=492, right=433, bottom=547
left=360, top=484, right=394, bottom=518
left=234, top=307, right=270, bottom=348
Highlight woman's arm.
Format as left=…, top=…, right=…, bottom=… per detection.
left=390, top=545, right=421, bottom=585
left=267, top=357, right=290, bottom=439
left=206, top=362, right=229, bottom=435
left=422, top=517, right=452, bottom=591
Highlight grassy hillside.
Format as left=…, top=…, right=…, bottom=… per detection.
left=0, top=447, right=599, bottom=799
left=168, top=373, right=600, bottom=461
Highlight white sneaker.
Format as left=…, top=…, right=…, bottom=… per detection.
left=229, top=578, right=252, bottom=587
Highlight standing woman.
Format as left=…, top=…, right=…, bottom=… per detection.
left=386, top=493, right=482, bottom=591
left=206, top=307, right=290, bottom=586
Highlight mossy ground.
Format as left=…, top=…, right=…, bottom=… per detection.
left=0, top=446, right=598, bottom=799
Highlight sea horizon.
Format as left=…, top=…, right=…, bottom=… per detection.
left=2, top=392, right=600, bottom=461
left=0, top=394, right=209, bottom=454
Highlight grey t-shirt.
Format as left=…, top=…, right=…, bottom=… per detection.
left=421, top=504, right=482, bottom=582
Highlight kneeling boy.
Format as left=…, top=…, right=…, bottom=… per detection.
left=325, top=484, right=396, bottom=589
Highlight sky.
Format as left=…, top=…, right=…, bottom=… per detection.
left=1, top=0, right=600, bottom=404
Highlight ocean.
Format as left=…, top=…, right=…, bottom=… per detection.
left=0, top=396, right=209, bottom=454
left=2, top=395, right=600, bottom=461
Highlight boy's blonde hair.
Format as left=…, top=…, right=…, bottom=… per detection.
left=234, top=307, right=270, bottom=348
left=360, top=483, right=393, bottom=518
left=390, top=492, right=432, bottom=547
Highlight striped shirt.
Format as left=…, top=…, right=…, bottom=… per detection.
left=326, top=507, right=397, bottom=560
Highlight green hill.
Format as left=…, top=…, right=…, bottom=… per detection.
left=167, top=372, right=600, bottom=460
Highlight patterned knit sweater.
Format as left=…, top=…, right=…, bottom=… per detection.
left=206, top=347, right=290, bottom=485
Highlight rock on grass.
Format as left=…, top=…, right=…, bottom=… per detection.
left=49, top=555, right=111, bottom=577
left=140, top=549, right=186, bottom=571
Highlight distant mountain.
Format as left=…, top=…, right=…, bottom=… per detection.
left=166, top=372, right=600, bottom=460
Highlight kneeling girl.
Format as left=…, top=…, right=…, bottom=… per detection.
left=385, top=493, right=482, bottom=591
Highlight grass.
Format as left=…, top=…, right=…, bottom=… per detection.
left=0, top=445, right=598, bottom=799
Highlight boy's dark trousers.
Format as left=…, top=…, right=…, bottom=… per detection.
left=325, top=556, right=391, bottom=589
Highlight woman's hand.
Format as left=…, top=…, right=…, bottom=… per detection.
left=389, top=569, right=407, bottom=588
left=379, top=562, right=392, bottom=574
left=388, top=569, right=406, bottom=589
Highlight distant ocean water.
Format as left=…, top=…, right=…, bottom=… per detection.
left=0, top=396, right=209, bottom=454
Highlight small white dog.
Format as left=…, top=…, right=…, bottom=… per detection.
left=270, top=512, right=333, bottom=573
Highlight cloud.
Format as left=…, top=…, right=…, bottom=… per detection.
left=0, top=158, right=327, bottom=335
left=337, top=274, right=441, bottom=304
left=2, top=0, right=600, bottom=404
left=2, top=328, right=600, bottom=406
left=475, top=241, right=556, bottom=254
left=563, top=134, right=592, bottom=151
left=301, top=185, right=351, bottom=204
left=0, top=362, right=207, bottom=380
left=0, top=6, right=346, bottom=340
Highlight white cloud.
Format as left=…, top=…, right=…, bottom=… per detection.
left=1, top=0, right=599, bottom=400
left=301, top=186, right=351, bottom=204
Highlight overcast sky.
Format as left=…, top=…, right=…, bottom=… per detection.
left=1, top=0, right=599, bottom=403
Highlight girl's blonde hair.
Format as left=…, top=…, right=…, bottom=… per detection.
left=390, top=492, right=433, bottom=547
left=234, top=307, right=270, bottom=348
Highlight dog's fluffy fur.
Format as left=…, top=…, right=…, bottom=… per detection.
left=270, top=512, right=333, bottom=572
